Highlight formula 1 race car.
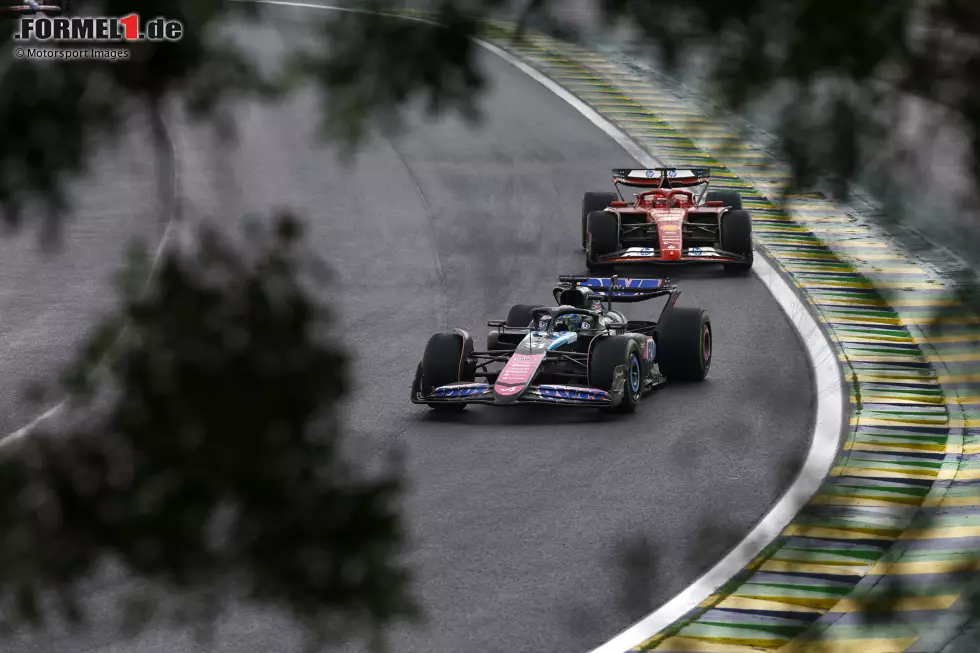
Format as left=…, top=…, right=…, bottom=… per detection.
left=581, top=167, right=753, bottom=273
left=2, top=1, right=70, bottom=16
left=411, top=275, right=712, bottom=412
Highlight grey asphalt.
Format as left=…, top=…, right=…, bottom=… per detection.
left=0, top=112, right=164, bottom=436
left=0, top=12, right=814, bottom=653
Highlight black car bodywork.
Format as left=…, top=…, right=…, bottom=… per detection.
left=411, top=275, right=713, bottom=412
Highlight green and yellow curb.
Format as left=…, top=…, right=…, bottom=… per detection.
left=457, top=18, right=980, bottom=653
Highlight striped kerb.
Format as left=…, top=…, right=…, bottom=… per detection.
left=447, top=18, right=980, bottom=653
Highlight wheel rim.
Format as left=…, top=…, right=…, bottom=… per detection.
left=629, top=354, right=641, bottom=394
left=701, top=324, right=712, bottom=370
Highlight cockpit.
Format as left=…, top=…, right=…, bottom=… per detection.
left=636, top=189, right=696, bottom=209
left=534, top=311, right=596, bottom=332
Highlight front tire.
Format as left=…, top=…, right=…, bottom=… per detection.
left=582, top=192, right=619, bottom=249
left=721, top=209, right=753, bottom=273
left=588, top=337, right=642, bottom=413
left=420, top=332, right=474, bottom=411
left=586, top=210, right=619, bottom=271
left=706, top=190, right=743, bottom=210
left=657, top=308, right=712, bottom=382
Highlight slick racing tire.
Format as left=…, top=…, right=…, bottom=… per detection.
left=420, top=332, right=475, bottom=411
left=586, top=210, right=619, bottom=271
left=588, top=336, right=642, bottom=413
left=705, top=189, right=743, bottom=210
left=657, top=308, right=712, bottom=382
left=721, top=209, right=754, bottom=273
left=582, top=192, right=619, bottom=249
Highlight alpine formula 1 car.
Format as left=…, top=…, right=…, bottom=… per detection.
left=581, top=167, right=753, bottom=273
left=2, top=1, right=70, bottom=16
left=411, top=275, right=711, bottom=412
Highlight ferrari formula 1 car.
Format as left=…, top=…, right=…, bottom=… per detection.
left=411, top=275, right=711, bottom=412
left=581, top=167, right=753, bottom=273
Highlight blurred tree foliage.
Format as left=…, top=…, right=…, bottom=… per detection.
left=592, top=0, right=980, bottom=201
left=3, top=0, right=980, bottom=647
left=0, top=1, right=278, bottom=238
left=0, top=213, right=417, bottom=647
left=7, top=1, right=974, bottom=226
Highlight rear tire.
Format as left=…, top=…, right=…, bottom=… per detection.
left=657, top=308, right=712, bottom=382
left=588, top=337, right=642, bottom=413
left=586, top=210, right=619, bottom=271
left=721, top=209, right=753, bottom=273
left=706, top=190, right=743, bottom=210
left=506, top=304, right=544, bottom=328
left=420, top=332, right=474, bottom=411
left=582, top=192, right=619, bottom=249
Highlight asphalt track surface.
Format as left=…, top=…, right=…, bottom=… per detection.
left=0, top=14, right=814, bottom=653
left=0, top=114, right=163, bottom=436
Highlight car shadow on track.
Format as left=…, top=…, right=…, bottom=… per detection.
left=575, top=263, right=754, bottom=281
left=417, top=404, right=633, bottom=426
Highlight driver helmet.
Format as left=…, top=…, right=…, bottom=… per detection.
left=555, top=313, right=585, bottom=331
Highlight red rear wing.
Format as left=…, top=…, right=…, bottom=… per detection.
left=612, top=168, right=711, bottom=188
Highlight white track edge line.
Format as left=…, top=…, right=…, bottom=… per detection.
left=482, top=35, right=845, bottom=652
left=243, top=3, right=845, bottom=649
left=590, top=251, right=843, bottom=651
left=7, top=3, right=847, bottom=651
left=0, top=121, right=182, bottom=448
left=241, top=2, right=846, bottom=650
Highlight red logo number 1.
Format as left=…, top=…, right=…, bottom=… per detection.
left=119, top=14, right=139, bottom=40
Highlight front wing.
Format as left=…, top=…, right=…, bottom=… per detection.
left=594, top=246, right=747, bottom=265
left=412, top=382, right=617, bottom=407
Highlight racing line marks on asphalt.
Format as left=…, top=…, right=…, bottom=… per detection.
left=0, top=107, right=184, bottom=450
left=10, top=2, right=948, bottom=651
left=237, top=3, right=846, bottom=652
left=492, top=29, right=980, bottom=653
left=380, top=134, right=451, bottom=332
